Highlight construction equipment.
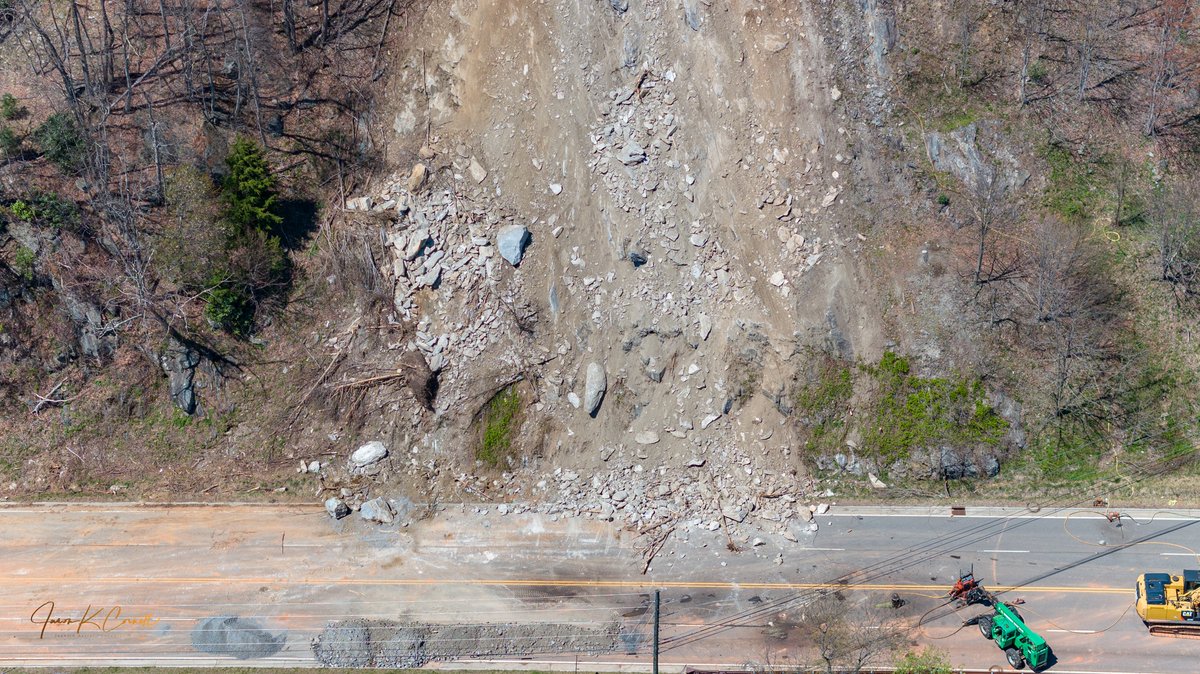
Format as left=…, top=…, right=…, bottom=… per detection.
left=1135, top=570, right=1200, bottom=639
left=951, top=573, right=1050, bottom=671
left=976, top=601, right=1050, bottom=670
left=948, top=570, right=988, bottom=607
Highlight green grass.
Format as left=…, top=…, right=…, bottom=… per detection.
left=477, top=385, right=521, bottom=467
left=861, top=352, right=1007, bottom=467
left=933, top=108, right=978, bottom=133
left=1041, top=141, right=1105, bottom=220
left=794, top=355, right=855, bottom=454
left=0, top=439, right=38, bottom=479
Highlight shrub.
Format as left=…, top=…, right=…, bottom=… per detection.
left=1028, top=60, right=1048, bottom=85
left=191, top=139, right=291, bottom=337
left=0, top=125, right=18, bottom=158
left=34, top=113, right=85, bottom=175
left=937, top=193, right=951, bottom=206
left=0, top=93, right=22, bottom=121
left=6, top=193, right=80, bottom=231
left=10, top=200, right=33, bottom=221
left=895, top=647, right=952, bottom=674
left=31, top=192, right=80, bottom=231
left=204, top=286, right=254, bottom=336
left=12, top=246, right=35, bottom=281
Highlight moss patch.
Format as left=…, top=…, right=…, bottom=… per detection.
left=477, top=385, right=522, bottom=467
left=794, top=355, right=855, bottom=454
left=861, top=352, right=1007, bottom=466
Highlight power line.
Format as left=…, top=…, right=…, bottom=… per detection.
left=659, top=444, right=1200, bottom=650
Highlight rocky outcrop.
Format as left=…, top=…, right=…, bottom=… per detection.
left=160, top=337, right=201, bottom=415
left=925, top=122, right=1030, bottom=194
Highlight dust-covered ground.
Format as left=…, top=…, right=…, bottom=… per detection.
left=312, top=619, right=623, bottom=667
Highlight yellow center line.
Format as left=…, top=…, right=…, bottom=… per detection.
left=0, top=577, right=1129, bottom=594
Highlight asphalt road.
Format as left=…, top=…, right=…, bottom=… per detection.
left=0, top=502, right=1196, bottom=672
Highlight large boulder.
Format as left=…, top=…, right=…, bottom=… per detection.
left=350, top=441, right=388, bottom=468
left=497, top=225, right=531, bottom=266
left=325, top=498, right=351, bottom=520
left=160, top=337, right=201, bottom=415
left=584, top=362, right=607, bottom=416
left=359, top=497, right=395, bottom=524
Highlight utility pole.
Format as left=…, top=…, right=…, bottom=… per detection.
left=653, top=589, right=660, bottom=674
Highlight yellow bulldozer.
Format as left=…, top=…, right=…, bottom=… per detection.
left=1135, top=570, right=1200, bottom=638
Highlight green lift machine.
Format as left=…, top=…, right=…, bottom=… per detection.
left=949, top=572, right=1050, bottom=671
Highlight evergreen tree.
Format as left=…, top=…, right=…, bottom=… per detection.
left=221, top=137, right=282, bottom=234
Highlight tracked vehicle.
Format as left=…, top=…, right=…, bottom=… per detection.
left=1135, top=570, right=1200, bottom=639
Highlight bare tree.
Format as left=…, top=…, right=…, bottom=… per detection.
left=792, top=594, right=907, bottom=674
left=1153, top=179, right=1200, bottom=304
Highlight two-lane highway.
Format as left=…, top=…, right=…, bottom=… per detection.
left=0, top=502, right=1195, bottom=671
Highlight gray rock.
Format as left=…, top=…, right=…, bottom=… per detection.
left=622, top=28, right=640, bottom=68
left=983, top=454, right=1001, bottom=478
left=938, top=446, right=979, bottom=480
left=468, top=156, right=488, bottom=183
left=645, top=357, right=667, bottom=383
left=924, top=123, right=1029, bottom=194
left=617, top=141, right=646, bottom=165
left=406, top=163, right=427, bottom=192
left=192, top=616, right=285, bottom=660
left=404, top=230, right=430, bottom=260
left=722, top=505, right=748, bottom=523
left=567, top=392, right=581, bottom=408
left=307, top=461, right=322, bottom=473
left=160, top=337, right=201, bottom=415
left=360, top=497, right=395, bottom=524
left=351, top=441, right=388, bottom=467
left=497, top=225, right=531, bottom=266
left=698, top=314, right=712, bottom=341
left=325, top=498, right=351, bottom=519
left=635, top=431, right=660, bottom=445
left=610, top=0, right=628, bottom=13
left=684, top=0, right=702, bottom=30
left=584, top=362, right=607, bottom=416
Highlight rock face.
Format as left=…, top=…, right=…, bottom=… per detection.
left=924, top=122, right=1030, bottom=193
left=325, top=498, right=351, bottom=519
left=497, top=226, right=531, bottom=266
left=351, top=441, right=389, bottom=468
left=584, top=362, right=607, bottom=416
left=359, top=497, right=395, bottom=524
left=160, top=337, right=201, bottom=415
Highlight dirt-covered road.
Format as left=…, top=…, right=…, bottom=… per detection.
left=0, top=503, right=1195, bottom=671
